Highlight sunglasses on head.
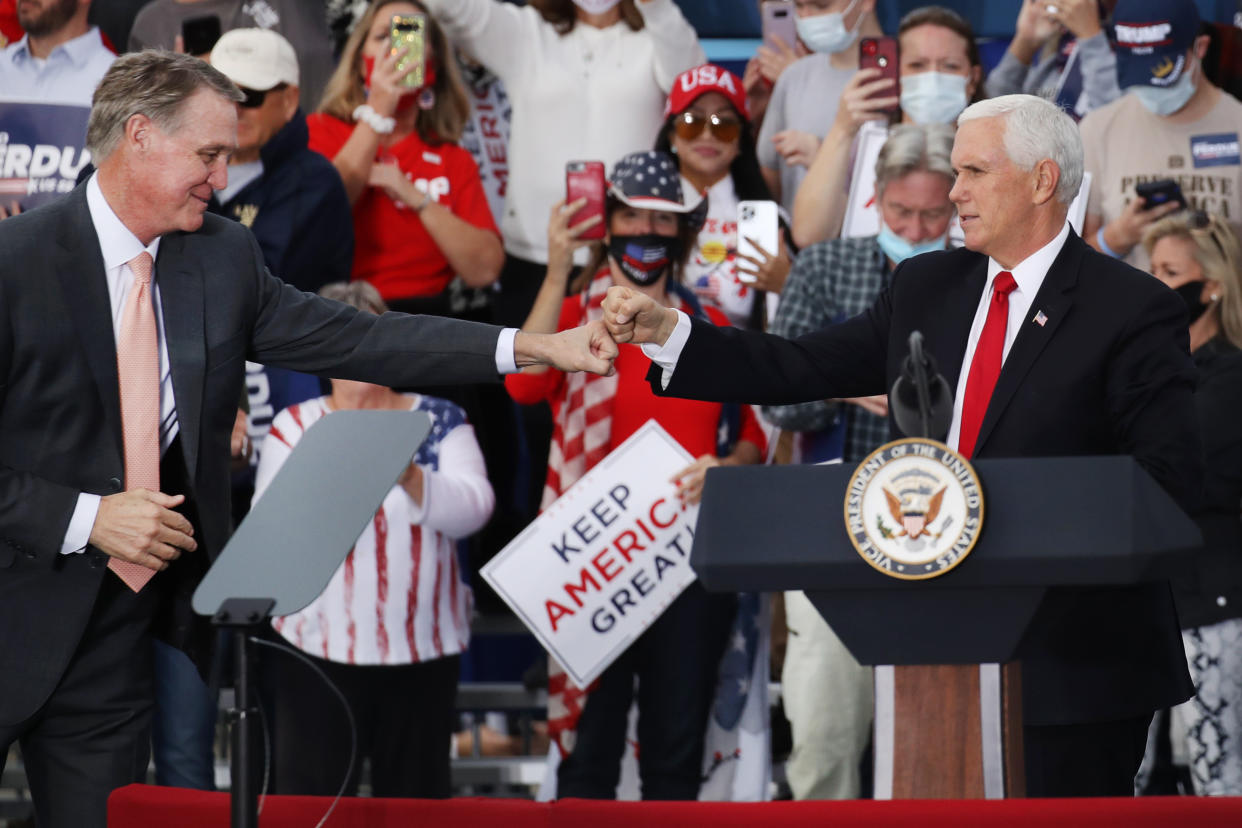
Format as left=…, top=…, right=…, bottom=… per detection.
left=673, top=110, right=742, bottom=143
left=1189, top=210, right=1230, bottom=257
left=238, top=83, right=288, bottom=109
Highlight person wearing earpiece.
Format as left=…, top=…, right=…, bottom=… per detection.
left=1081, top=0, right=1242, bottom=272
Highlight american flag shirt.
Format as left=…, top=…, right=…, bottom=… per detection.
left=762, top=236, right=892, bottom=463
left=255, top=395, right=493, bottom=665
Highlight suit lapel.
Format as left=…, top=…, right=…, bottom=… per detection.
left=973, top=232, right=1083, bottom=454
left=155, top=234, right=205, bottom=482
left=54, top=189, right=125, bottom=464
left=922, top=254, right=988, bottom=393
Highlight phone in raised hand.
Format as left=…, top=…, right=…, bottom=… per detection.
left=761, top=0, right=798, bottom=51
left=859, top=36, right=900, bottom=117
left=565, top=161, right=606, bottom=241
left=736, top=200, right=780, bottom=284
left=390, top=14, right=427, bottom=89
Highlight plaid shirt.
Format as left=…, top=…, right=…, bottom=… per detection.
left=762, top=236, right=891, bottom=463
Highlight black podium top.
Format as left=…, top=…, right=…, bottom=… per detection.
left=691, top=455, right=1202, bottom=665
left=692, top=455, right=1200, bottom=592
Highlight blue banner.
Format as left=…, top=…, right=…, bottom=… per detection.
left=0, top=102, right=92, bottom=210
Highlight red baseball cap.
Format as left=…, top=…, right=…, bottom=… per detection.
left=665, top=64, right=749, bottom=121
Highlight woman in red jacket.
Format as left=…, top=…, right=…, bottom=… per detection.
left=506, top=150, right=765, bottom=799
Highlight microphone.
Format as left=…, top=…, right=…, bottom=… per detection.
left=889, top=331, right=953, bottom=440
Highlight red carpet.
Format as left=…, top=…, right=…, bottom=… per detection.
left=109, top=784, right=1242, bottom=827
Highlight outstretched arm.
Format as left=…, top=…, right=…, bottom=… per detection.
left=603, top=285, right=890, bottom=406
left=513, top=323, right=617, bottom=376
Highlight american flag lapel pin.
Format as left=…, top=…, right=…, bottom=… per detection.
left=1033, top=310, right=1048, bottom=327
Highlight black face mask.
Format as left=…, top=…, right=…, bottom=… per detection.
left=1174, top=280, right=1208, bottom=322
left=607, top=233, right=681, bottom=287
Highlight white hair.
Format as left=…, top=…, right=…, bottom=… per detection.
left=957, top=94, right=1083, bottom=205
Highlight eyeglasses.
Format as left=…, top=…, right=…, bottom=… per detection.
left=238, top=83, right=288, bottom=109
left=673, top=110, right=742, bottom=143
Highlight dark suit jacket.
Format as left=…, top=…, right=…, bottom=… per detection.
left=653, top=231, right=1200, bottom=726
left=0, top=184, right=504, bottom=727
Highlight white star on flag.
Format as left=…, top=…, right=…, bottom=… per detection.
left=1033, top=310, right=1048, bottom=327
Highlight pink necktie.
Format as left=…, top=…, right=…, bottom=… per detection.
left=110, top=251, right=160, bottom=592
left=957, top=271, right=1017, bottom=459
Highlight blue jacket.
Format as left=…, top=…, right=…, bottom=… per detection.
left=211, top=110, right=353, bottom=292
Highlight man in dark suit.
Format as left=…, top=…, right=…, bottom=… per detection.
left=0, top=50, right=616, bottom=827
left=604, top=93, right=1200, bottom=797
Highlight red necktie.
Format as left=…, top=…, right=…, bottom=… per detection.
left=110, top=251, right=160, bottom=592
left=957, top=271, right=1017, bottom=459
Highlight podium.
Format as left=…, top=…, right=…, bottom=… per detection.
left=691, top=455, right=1201, bottom=799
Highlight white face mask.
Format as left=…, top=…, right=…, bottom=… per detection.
left=1131, top=60, right=1198, bottom=117
left=573, top=0, right=621, bottom=14
left=795, top=0, right=862, bottom=55
left=900, top=71, right=969, bottom=125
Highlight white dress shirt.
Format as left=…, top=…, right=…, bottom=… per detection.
left=943, top=221, right=1071, bottom=450
left=63, top=175, right=519, bottom=554
left=644, top=222, right=1074, bottom=453
left=62, top=175, right=177, bottom=554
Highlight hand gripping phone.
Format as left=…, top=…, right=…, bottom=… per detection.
left=565, top=161, right=606, bottom=241
left=736, top=200, right=780, bottom=284
left=761, top=0, right=798, bottom=51
left=859, top=36, right=900, bottom=117
left=1135, top=179, right=1188, bottom=211
left=390, top=14, right=427, bottom=89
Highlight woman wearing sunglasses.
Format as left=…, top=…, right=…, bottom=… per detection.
left=308, top=0, right=503, bottom=316
left=655, top=64, right=792, bottom=329
left=1139, top=211, right=1242, bottom=795
left=507, top=151, right=766, bottom=799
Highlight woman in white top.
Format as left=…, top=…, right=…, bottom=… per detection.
left=420, top=0, right=705, bottom=326
left=654, top=63, right=792, bottom=329
left=255, top=281, right=494, bottom=799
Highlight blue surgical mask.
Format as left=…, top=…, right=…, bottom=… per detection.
left=1131, top=61, right=1197, bottom=117
left=795, top=0, right=862, bottom=55
left=899, top=71, right=969, bottom=125
left=876, top=220, right=947, bottom=265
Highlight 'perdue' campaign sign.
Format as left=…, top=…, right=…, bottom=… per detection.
left=483, top=421, right=699, bottom=688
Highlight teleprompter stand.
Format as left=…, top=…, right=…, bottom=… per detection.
left=692, top=456, right=1200, bottom=798
left=193, top=411, right=432, bottom=828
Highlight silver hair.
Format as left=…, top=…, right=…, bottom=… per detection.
left=956, top=94, right=1083, bottom=205
left=874, top=123, right=957, bottom=198
left=86, top=50, right=243, bottom=162
left=319, top=280, right=388, bottom=315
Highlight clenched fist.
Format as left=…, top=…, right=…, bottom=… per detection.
left=602, top=286, right=678, bottom=347
left=513, top=320, right=619, bottom=375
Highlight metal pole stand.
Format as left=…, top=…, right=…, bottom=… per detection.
left=212, top=597, right=275, bottom=828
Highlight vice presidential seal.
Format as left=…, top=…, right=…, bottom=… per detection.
left=843, top=438, right=984, bottom=580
